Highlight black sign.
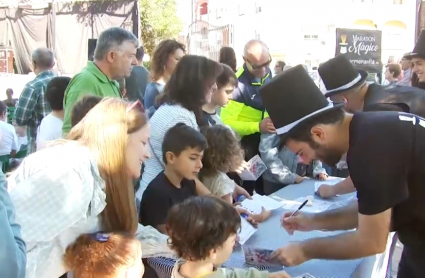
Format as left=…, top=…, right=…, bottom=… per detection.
left=335, top=28, right=382, bottom=73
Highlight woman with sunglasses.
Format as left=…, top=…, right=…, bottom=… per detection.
left=8, top=98, right=172, bottom=278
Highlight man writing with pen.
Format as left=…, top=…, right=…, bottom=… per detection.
left=260, top=65, right=425, bottom=278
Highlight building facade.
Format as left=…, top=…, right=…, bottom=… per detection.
left=205, top=0, right=415, bottom=68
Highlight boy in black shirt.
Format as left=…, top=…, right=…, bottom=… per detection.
left=139, top=123, right=208, bottom=234
left=260, top=66, right=425, bottom=277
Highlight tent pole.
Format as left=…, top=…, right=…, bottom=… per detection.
left=51, top=0, right=56, bottom=52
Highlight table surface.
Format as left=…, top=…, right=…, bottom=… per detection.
left=223, top=177, right=363, bottom=278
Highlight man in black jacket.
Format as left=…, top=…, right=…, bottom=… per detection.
left=319, top=55, right=425, bottom=117
left=316, top=55, right=425, bottom=199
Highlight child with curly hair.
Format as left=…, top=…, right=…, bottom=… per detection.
left=200, top=125, right=270, bottom=223
left=63, top=232, right=144, bottom=278
left=166, top=195, right=290, bottom=278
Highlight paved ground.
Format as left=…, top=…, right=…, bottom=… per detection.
left=390, top=240, right=403, bottom=278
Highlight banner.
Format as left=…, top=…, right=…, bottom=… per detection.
left=335, top=28, right=382, bottom=73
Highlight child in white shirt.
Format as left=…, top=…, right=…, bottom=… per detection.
left=37, top=77, right=70, bottom=150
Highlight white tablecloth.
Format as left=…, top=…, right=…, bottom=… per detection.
left=148, top=177, right=396, bottom=278
left=265, top=177, right=395, bottom=278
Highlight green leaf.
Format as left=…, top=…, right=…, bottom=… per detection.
left=139, top=0, right=183, bottom=56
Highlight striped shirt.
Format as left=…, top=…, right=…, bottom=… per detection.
left=136, top=104, right=198, bottom=202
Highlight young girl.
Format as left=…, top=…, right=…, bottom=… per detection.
left=202, top=64, right=238, bottom=126
left=64, top=232, right=144, bottom=278
left=200, top=125, right=270, bottom=223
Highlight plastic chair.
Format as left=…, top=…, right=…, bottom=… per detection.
left=0, top=155, right=10, bottom=173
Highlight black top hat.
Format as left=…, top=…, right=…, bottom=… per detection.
left=318, top=55, right=368, bottom=98
left=260, top=65, right=345, bottom=135
left=405, top=30, right=425, bottom=60
left=401, top=52, right=412, bottom=61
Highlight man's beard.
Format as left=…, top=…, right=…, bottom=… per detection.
left=310, top=141, right=343, bottom=166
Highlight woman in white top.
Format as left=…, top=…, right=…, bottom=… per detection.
left=37, top=77, right=70, bottom=150
left=8, top=98, right=172, bottom=278
left=136, top=55, right=223, bottom=202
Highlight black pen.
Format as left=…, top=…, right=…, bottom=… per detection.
left=290, top=200, right=308, bottom=217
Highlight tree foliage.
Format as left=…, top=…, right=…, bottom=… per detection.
left=139, top=0, right=183, bottom=56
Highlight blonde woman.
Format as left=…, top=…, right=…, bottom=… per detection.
left=8, top=98, right=172, bottom=278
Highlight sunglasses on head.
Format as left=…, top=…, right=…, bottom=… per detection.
left=243, top=55, right=272, bottom=70
left=126, top=99, right=145, bottom=113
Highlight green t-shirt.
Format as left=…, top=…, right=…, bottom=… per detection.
left=62, top=61, right=121, bottom=134
left=172, top=260, right=270, bottom=278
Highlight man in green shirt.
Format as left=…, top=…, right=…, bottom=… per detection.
left=62, top=27, right=139, bottom=134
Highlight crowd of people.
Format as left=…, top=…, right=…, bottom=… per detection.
left=1, top=25, right=425, bottom=278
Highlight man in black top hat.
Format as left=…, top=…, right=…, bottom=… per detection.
left=319, top=54, right=425, bottom=116
left=263, top=65, right=425, bottom=278
left=408, top=30, right=425, bottom=84
left=315, top=54, right=425, bottom=199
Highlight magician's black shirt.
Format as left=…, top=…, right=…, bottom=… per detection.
left=363, top=84, right=425, bottom=118
left=347, top=111, right=425, bottom=249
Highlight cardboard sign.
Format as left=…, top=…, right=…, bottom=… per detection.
left=335, top=28, right=382, bottom=73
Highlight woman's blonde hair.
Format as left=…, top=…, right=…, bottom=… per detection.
left=67, top=98, right=146, bottom=233
left=64, top=232, right=141, bottom=278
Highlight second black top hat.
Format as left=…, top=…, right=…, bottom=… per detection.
left=318, top=55, right=368, bottom=98
left=405, top=30, right=425, bottom=60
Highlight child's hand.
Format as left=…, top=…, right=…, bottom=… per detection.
left=232, top=160, right=250, bottom=174
left=316, top=173, right=328, bottom=181
left=251, top=207, right=271, bottom=223
left=235, top=206, right=258, bottom=228
left=269, top=270, right=291, bottom=278
left=234, top=184, right=252, bottom=200
left=295, top=175, right=304, bottom=184
left=245, top=215, right=258, bottom=228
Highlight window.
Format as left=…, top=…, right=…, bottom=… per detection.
left=238, top=4, right=246, bottom=16
left=200, top=3, right=208, bottom=15
left=216, top=8, right=222, bottom=19
left=255, top=2, right=262, bottom=13
left=255, top=30, right=260, bottom=40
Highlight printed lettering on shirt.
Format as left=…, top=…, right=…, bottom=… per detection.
left=398, top=113, right=425, bottom=128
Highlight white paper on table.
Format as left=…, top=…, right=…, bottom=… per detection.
left=237, top=216, right=257, bottom=245
left=238, top=155, right=267, bottom=181
left=281, top=196, right=333, bottom=213
left=314, top=178, right=341, bottom=193
left=240, top=194, right=282, bottom=214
